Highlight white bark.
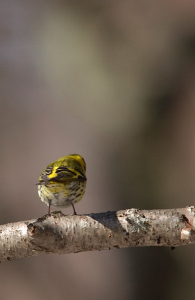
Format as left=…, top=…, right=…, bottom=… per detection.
left=0, top=207, right=195, bottom=262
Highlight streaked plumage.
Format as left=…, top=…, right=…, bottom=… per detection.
left=37, top=154, right=87, bottom=214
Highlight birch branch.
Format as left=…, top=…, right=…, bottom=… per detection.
left=1, top=207, right=195, bottom=262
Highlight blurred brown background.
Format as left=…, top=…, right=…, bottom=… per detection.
left=1, top=0, right=195, bottom=299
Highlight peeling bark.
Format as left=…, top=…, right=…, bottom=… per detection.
left=0, top=207, right=195, bottom=262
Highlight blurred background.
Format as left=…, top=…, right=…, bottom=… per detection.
left=1, top=0, right=195, bottom=299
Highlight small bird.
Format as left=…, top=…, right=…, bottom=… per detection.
left=37, top=154, right=87, bottom=214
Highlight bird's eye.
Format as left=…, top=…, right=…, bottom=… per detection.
left=45, top=167, right=53, bottom=175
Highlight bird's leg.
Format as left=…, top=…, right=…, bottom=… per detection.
left=48, top=201, right=51, bottom=214
left=71, top=202, right=77, bottom=215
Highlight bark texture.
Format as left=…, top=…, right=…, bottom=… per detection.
left=1, top=207, right=195, bottom=262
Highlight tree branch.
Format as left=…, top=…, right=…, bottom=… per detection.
left=1, top=207, right=195, bottom=262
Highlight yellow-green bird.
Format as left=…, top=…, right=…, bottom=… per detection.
left=37, top=154, right=87, bottom=214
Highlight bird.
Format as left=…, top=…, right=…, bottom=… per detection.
left=37, top=154, right=87, bottom=214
